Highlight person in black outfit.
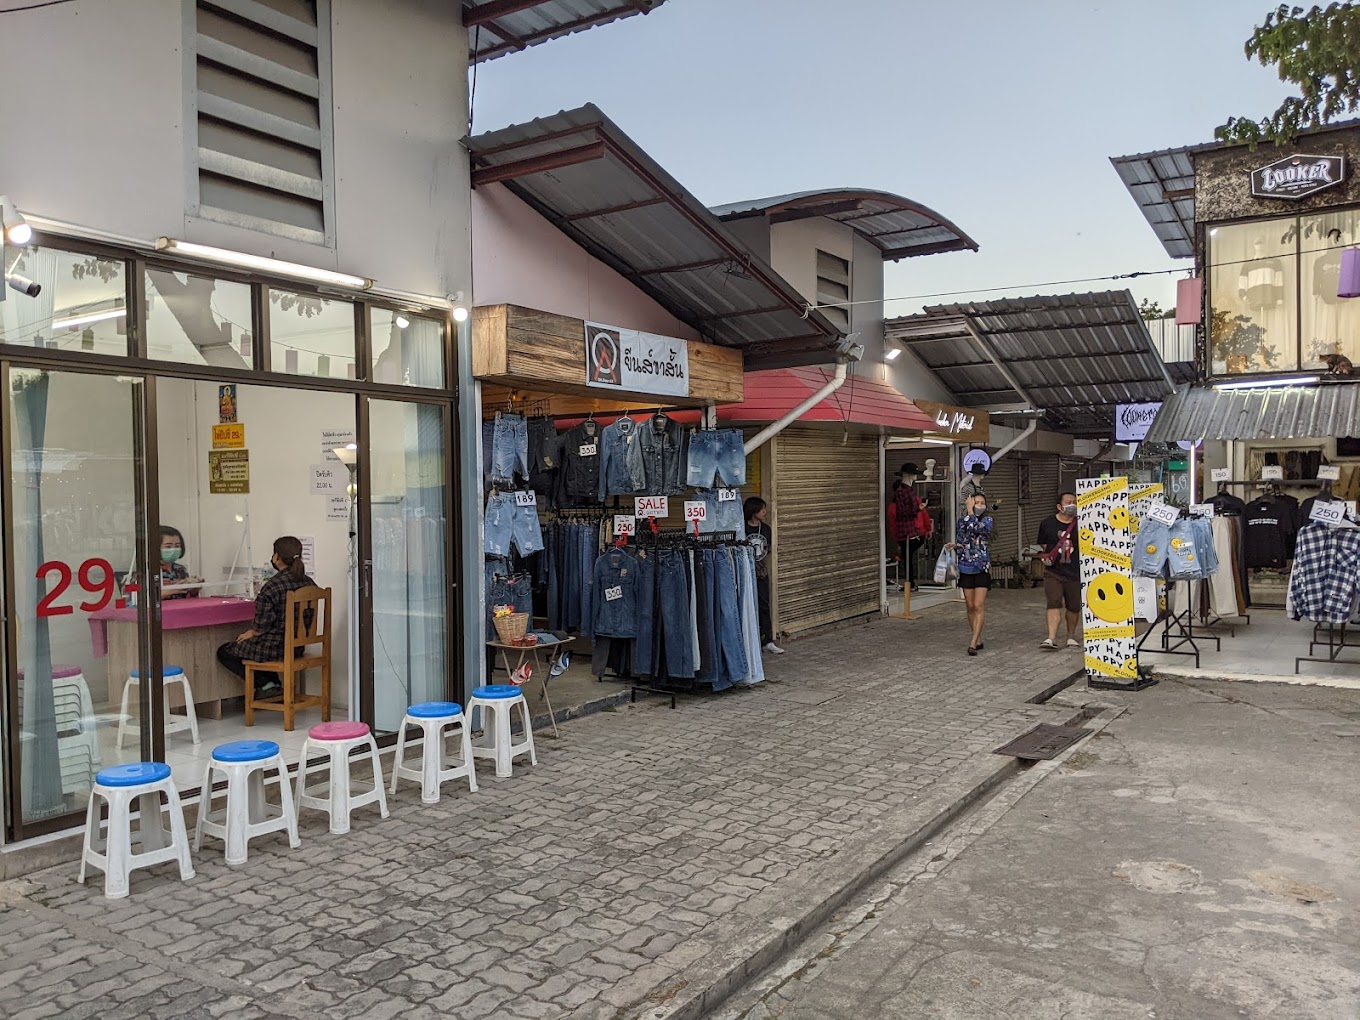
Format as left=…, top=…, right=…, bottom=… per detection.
left=1037, top=493, right=1082, bottom=650
left=744, top=497, right=782, bottom=655
left=216, top=536, right=315, bottom=698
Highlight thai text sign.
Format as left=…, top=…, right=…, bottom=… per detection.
left=585, top=322, right=690, bottom=398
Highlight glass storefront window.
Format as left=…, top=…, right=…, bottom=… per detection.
left=369, top=399, right=448, bottom=733
left=1300, top=209, right=1360, bottom=370
left=146, top=268, right=254, bottom=369
left=269, top=290, right=356, bottom=379
left=0, top=246, right=128, bottom=356
left=1208, top=218, right=1298, bottom=375
left=371, top=309, right=445, bottom=388
left=8, top=367, right=146, bottom=830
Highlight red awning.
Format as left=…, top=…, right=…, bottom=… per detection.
left=716, top=367, right=935, bottom=432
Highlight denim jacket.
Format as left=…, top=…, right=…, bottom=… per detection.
left=591, top=547, right=640, bottom=638
left=557, top=421, right=603, bottom=505
left=598, top=416, right=648, bottom=500
left=637, top=414, right=688, bottom=495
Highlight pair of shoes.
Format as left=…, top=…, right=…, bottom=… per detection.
left=975, top=641, right=985, bottom=651
left=909, top=584, right=921, bottom=593
left=549, top=651, right=571, bottom=678
left=1066, top=638, right=1080, bottom=648
left=967, top=645, right=978, bottom=656
left=763, top=642, right=786, bottom=655
left=1039, top=639, right=1058, bottom=651
left=254, top=679, right=282, bottom=699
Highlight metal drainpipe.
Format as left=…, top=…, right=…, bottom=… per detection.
left=743, top=362, right=848, bottom=455
left=989, top=418, right=1037, bottom=464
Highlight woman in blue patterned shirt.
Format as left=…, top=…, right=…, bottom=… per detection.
left=952, top=494, right=995, bottom=656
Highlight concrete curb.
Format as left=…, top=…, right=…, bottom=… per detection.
left=629, top=674, right=1089, bottom=1020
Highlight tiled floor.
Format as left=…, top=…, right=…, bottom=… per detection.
left=1139, top=604, right=1360, bottom=678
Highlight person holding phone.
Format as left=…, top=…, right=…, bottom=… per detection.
left=951, top=494, right=994, bottom=655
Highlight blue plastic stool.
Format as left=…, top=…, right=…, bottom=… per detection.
left=469, top=686, right=536, bottom=778
left=195, top=740, right=299, bottom=866
left=80, top=762, right=194, bottom=899
left=391, top=702, right=477, bottom=804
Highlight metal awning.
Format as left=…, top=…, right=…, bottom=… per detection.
left=464, top=0, right=665, bottom=63
left=1109, top=145, right=1202, bottom=259
left=1145, top=382, right=1360, bottom=442
left=711, top=190, right=978, bottom=261
left=467, top=105, right=846, bottom=369
left=718, top=367, right=936, bottom=432
left=885, top=290, right=1176, bottom=438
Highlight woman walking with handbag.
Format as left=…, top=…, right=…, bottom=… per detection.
left=951, top=494, right=994, bottom=655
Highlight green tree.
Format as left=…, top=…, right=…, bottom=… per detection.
left=1138, top=298, right=1167, bottom=321
left=1218, top=3, right=1360, bottom=146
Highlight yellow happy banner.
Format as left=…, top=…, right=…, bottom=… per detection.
left=1084, top=624, right=1136, bottom=640
left=1081, top=544, right=1133, bottom=570
left=1084, top=654, right=1139, bottom=679
left=1076, top=478, right=1126, bottom=507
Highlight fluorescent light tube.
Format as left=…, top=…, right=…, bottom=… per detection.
left=1213, top=375, right=1320, bottom=391
left=51, top=308, right=126, bottom=330
left=155, top=238, right=372, bottom=290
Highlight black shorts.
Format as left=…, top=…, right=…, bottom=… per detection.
left=958, top=570, right=991, bottom=590
left=1045, top=572, right=1081, bottom=611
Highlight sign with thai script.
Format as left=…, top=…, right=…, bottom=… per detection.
left=634, top=496, right=668, bottom=518
left=310, top=463, right=343, bottom=495
left=1114, top=402, right=1162, bottom=442
left=208, top=449, right=250, bottom=494
left=585, top=322, right=690, bottom=398
left=613, top=515, right=635, bottom=537
left=1251, top=154, right=1345, bottom=200
left=683, top=500, right=707, bottom=522
left=211, top=423, right=245, bottom=449
left=915, top=400, right=989, bottom=443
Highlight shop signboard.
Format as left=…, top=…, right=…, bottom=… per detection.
left=914, top=400, right=989, bottom=443
left=1250, top=153, right=1345, bottom=200
left=584, top=322, right=690, bottom=398
left=1114, top=401, right=1161, bottom=442
left=1077, top=476, right=1138, bottom=685
left=962, top=448, right=991, bottom=474
left=211, top=423, right=245, bottom=449
left=208, top=449, right=250, bottom=494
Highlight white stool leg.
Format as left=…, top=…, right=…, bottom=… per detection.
left=494, top=702, right=513, bottom=778
left=369, top=736, right=390, bottom=818
left=328, top=744, right=352, bottom=835
left=223, top=762, right=251, bottom=866
left=193, top=761, right=215, bottom=853
left=78, top=788, right=100, bottom=886
left=518, top=697, right=538, bottom=766
left=274, top=756, right=300, bottom=850
left=390, top=720, right=410, bottom=796
left=103, top=789, right=133, bottom=899
left=420, top=720, right=441, bottom=804
left=162, top=783, right=195, bottom=881
left=178, top=675, right=201, bottom=746
left=459, top=718, right=479, bottom=793
left=294, top=739, right=312, bottom=821
left=117, top=676, right=137, bottom=749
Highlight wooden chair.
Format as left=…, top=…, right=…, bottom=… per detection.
left=244, top=586, right=332, bottom=732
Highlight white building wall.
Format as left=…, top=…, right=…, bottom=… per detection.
left=0, top=0, right=470, bottom=298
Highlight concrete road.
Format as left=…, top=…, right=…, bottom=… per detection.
left=722, top=676, right=1360, bottom=1020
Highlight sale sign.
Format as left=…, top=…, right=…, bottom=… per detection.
left=634, top=496, right=668, bottom=518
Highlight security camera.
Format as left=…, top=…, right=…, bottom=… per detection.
left=834, top=331, right=864, bottom=362
left=6, top=273, right=40, bottom=298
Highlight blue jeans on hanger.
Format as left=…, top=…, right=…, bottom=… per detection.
left=687, top=429, right=746, bottom=488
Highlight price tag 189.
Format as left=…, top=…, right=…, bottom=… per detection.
left=1319, top=464, right=1341, bottom=481
left=1310, top=499, right=1347, bottom=526
left=1210, top=467, right=1231, bottom=482
left=683, top=500, right=707, bottom=522
left=717, top=488, right=739, bottom=502
left=1262, top=465, right=1284, bottom=481
left=513, top=490, right=537, bottom=507
left=1146, top=501, right=1181, bottom=527
left=613, top=514, right=636, bottom=537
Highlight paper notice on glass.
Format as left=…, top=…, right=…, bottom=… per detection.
left=310, top=463, right=344, bottom=495
left=299, top=535, right=315, bottom=574
left=208, top=449, right=250, bottom=494
left=321, top=428, right=356, bottom=461
left=327, top=496, right=349, bottom=521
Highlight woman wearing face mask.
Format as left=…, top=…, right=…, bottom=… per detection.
left=950, top=494, right=994, bottom=655
left=158, top=525, right=202, bottom=599
left=215, top=536, right=314, bottom=699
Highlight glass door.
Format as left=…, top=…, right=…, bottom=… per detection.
left=3, top=366, right=153, bottom=839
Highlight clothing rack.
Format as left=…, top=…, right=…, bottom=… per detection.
left=1136, top=578, right=1220, bottom=668
left=1294, top=621, right=1360, bottom=673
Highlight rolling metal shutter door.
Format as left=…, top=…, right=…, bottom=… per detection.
left=1031, top=454, right=1061, bottom=523
left=773, top=427, right=880, bottom=634
left=986, top=457, right=1021, bottom=563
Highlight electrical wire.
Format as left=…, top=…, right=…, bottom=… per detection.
left=0, top=0, right=80, bottom=12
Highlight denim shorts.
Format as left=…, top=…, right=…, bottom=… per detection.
left=484, top=492, right=543, bottom=557
left=686, top=429, right=745, bottom=488
left=694, top=488, right=744, bottom=534
left=491, top=413, right=529, bottom=483
left=1132, top=520, right=1170, bottom=578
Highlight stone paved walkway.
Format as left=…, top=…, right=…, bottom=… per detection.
left=1, top=590, right=1080, bottom=1020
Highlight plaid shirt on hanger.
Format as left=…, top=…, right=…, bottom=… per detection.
left=1288, top=523, right=1360, bottom=623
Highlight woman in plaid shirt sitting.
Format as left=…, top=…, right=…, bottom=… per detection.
left=216, top=536, right=315, bottom=699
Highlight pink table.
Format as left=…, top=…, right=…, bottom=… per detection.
left=90, top=597, right=256, bottom=719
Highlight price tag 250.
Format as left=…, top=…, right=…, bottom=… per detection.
left=1310, top=499, right=1347, bottom=526
left=1145, top=501, right=1180, bottom=527
left=1189, top=503, right=1214, bottom=518
left=613, top=515, right=636, bottom=537
left=683, top=501, right=707, bottom=522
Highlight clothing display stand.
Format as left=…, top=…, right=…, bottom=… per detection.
left=1294, top=622, right=1360, bottom=673
left=1137, top=578, right=1219, bottom=668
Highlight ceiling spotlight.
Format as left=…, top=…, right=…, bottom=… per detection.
left=884, top=347, right=901, bottom=362
left=0, top=196, right=32, bottom=246
left=395, top=315, right=410, bottom=329
left=450, top=289, right=470, bottom=323
left=6, top=273, right=41, bottom=298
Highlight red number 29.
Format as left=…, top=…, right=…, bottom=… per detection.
left=35, top=557, right=117, bottom=617
left=35, top=561, right=73, bottom=617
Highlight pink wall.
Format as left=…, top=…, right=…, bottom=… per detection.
left=472, top=184, right=701, bottom=341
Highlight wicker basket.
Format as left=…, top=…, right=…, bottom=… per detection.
left=493, top=612, right=529, bottom=644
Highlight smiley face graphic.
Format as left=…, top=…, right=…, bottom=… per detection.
left=1108, top=506, right=1129, bottom=530
left=1087, top=571, right=1133, bottom=624
left=1079, top=527, right=1095, bottom=548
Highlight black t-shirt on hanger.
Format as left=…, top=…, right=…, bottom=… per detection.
left=1243, top=495, right=1293, bottom=568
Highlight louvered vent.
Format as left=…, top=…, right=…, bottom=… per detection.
left=192, top=0, right=333, bottom=245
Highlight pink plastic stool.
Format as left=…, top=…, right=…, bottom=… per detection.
left=295, top=721, right=388, bottom=834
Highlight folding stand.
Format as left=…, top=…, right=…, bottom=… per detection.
left=1136, top=578, right=1219, bottom=669
left=1294, top=621, right=1360, bottom=674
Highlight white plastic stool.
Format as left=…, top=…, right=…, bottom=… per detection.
left=194, top=740, right=300, bottom=865
left=469, top=685, right=537, bottom=779
left=295, top=721, right=389, bottom=834
left=79, top=762, right=194, bottom=899
left=390, top=701, right=478, bottom=804
left=117, top=666, right=200, bottom=748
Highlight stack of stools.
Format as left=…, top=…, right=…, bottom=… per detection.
left=295, top=721, right=389, bottom=834
left=469, top=684, right=538, bottom=778
left=118, top=666, right=201, bottom=749
left=195, top=740, right=300, bottom=865
left=390, top=701, right=478, bottom=803
left=79, top=762, right=195, bottom=899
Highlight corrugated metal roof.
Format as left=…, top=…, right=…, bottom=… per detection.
left=468, top=105, right=846, bottom=370
left=1109, top=145, right=1200, bottom=259
left=711, top=190, right=978, bottom=261
left=718, top=367, right=937, bottom=432
left=1144, top=382, right=1360, bottom=442
left=885, top=290, right=1176, bottom=438
left=464, top=0, right=665, bottom=63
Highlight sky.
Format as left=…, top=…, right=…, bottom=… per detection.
left=470, top=0, right=1296, bottom=317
